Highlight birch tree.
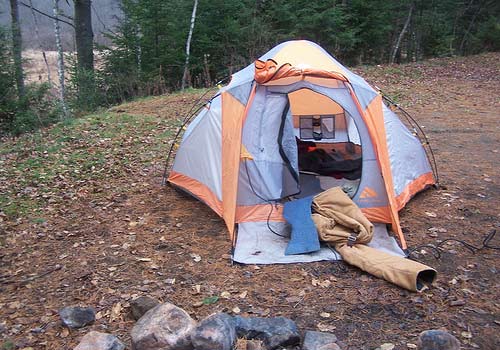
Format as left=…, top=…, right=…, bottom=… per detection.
left=390, top=3, right=414, bottom=64
left=181, top=0, right=198, bottom=90
left=53, top=0, right=68, bottom=118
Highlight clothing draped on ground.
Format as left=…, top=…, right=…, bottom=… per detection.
left=311, top=187, right=436, bottom=292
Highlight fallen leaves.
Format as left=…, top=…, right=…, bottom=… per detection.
left=285, top=296, right=301, bottom=303
left=109, top=303, right=123, bottom=322
left=1, top=56, right=499, bottom=350
left=8, top=301, right=22, bottom=309
left=220, top=291, right=231, bottom=299
left=190, top=254, right=201, bottom=262
left=461, top=331, right=472, bottom=339
left=311, top=279, right=331, bottom=288
left=136, top=258, right=151, bottom=262
left=316, top=322, right=336, bottom=332
left=59, top=328, right=70, bottom=338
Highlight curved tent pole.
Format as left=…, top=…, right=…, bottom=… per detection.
left=377, top=90, right=440, bottom=187
left=161, top=77, right=231, bottom=185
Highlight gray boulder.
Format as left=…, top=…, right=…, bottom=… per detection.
left=302, top=331, right=340, bottom=350
left=59, top=306, right=95, bottom=329
left=234, top=316, right=300, bottom=349
left=74, top=331, right=125, bottom=350
left=191, top=313, right=236, bottom=350
left=130, top=296, right=160, bottom=321
left=418, top=330, right=460, bottom=350
left=131, top=302, right=196, bottom=350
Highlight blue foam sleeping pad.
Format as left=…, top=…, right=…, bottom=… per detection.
left=284, top=196, right=321, bottom=255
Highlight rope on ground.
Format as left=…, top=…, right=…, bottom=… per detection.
left=407, top=229, right=499, bottom=261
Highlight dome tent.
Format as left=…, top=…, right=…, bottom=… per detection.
left=167, top=40, right=435, bottom=252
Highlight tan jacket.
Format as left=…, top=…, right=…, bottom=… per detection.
left=312, top=187, right=436, bottom=292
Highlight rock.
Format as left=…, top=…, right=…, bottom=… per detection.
left=130, top=296, right=160, bottom=321
left=74, top=331, right=125, bottom=350
left=131, top=302, right=196, bottom=350
left=191, top=313, right=236, bottom=350
left=417, top=330, right=460, bottom=350
left=302, top=331, right=340, bottom=350
left=234, top=316, right=300, bottom=349
left=59, top=306, right=95, bottom=329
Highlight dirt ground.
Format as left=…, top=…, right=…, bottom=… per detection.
left=0, top=53, right=499, bottom=350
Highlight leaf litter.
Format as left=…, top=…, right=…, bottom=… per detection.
left=0, top=55, right=499, bottom=349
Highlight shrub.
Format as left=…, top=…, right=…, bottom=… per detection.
left=7, top=83, right=62, bottom=136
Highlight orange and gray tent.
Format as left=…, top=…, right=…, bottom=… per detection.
left=168, top=40, right=435, bottom=250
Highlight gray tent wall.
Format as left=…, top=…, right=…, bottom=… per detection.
left=236, top=80, right=390, bottom=211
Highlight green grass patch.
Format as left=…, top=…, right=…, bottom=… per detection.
left=0, top=196, right=41, bottom=219
left=31, top=217, right=46, bottom=224
left=0, top=92, right=195, bottom=220
left=1, top=340, right=15, bottom=350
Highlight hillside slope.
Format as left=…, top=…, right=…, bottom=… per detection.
left=1, top=53, right=499, bottom=349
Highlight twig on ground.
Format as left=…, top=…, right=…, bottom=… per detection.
left=1, top=264, right=62, bottom=286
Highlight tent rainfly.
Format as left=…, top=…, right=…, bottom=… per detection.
left=167, top=40, right=436, bottom=251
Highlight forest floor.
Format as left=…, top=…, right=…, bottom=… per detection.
left=1, top=52, right=499, bottom=350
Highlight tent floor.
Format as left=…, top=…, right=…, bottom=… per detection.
left=233, top=222, right=404, bottom=265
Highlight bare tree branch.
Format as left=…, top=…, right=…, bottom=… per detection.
left=19, top=1, right=74, bottom=28
left=91, top=2, right=117, bottom=36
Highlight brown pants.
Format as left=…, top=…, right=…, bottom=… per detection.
left=312, top=187, right=436, bottom=292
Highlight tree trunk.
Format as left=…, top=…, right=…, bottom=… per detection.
left=452, top=0, right=475, bottom=55
left=29, top=0, right=53, bottom=85
left=181, top=0, right=198, bottom=90
left=390, top=3, right=414, bottom=64
left=203, top=53, right=211, bottom=87
left=53, top=0, right=68, bottom=118
left=9, top=0, right=24, bottom=98
left=74, top=0, right=94, bottom=72
left=459, top=4, right=482, bottom=54
left=136, top=25, right=142, bottom=76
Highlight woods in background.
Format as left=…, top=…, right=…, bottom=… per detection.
left=104, top=0, right=499, bottom=92
left=1, top=0, right=499, bottom=135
